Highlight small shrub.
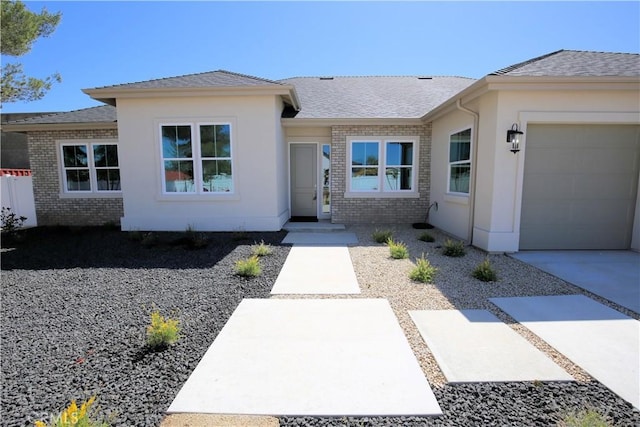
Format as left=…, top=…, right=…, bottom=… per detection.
left=185, top=226, right=207, bottom=249
left=232, top=229, right=250, bottom=241
left=417, top=232, right=435, bottom=242
left=442, top=238, right=466, bottom=257
left=472, top=258, right=498, bottom=282
left=559, top=408, right=612, bottom=427
left=235, top=255, right=261, bottom=277
left=1, top=207, right=26, bottom=233
left=128, top=230, right=143, bottom=241
left=35, top=396, right=109, bottom=427
left=372, top=229, right=393, bottom=243
left=146, top=311, right=180, bottom=349
left=140, top=232, right=158, bottom=248
left=409, top=254, right=438, bottom=283
left=252, top=240, right=272, bottom=257
left=387, top=238, right=409, bottom=259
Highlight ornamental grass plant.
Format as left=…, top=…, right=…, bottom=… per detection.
left=146, top=311, right=180, bottom=349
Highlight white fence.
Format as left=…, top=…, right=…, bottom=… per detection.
left=1, top=173, right=37, bottom=228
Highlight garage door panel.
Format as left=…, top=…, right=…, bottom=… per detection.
left=520, top=124, right=639, bottom=250
left=522, top=174, right=574, bottom=199
left=521, top=201, right=572, bottom=225
left=575, top=174, right=636, bottom=199
left=570, top=200, right=633, bottom=225
left=525, top=148, right=577, bottom=173
left=580, top=148, right=637, bottom=172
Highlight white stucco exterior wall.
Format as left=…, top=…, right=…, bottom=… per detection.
left=431, top=87, right=640, bottom=253
left=116, top=95, right=288, bottom=231
left=429, top=109, right=475, bottom=240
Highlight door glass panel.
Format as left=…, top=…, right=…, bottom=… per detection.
left=322, top=144, right=330, bottom=214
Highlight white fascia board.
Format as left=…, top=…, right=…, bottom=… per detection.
left=82, top=85, right=299, bottom=105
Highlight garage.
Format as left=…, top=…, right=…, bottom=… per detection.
left=520, top=124, right=640, bottom=250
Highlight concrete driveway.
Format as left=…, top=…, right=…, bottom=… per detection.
left=510, top=251, right=640, bottom=314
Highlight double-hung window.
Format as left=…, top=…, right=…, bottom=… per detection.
left=349, top=137, right=417, bottom=193
left=448, top=128, right=471, bottom=194
left=161, top=123, right=233, bottom=194
left=61, top=142, right=120, bottom=193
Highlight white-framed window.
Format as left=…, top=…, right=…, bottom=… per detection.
left=160, top=122, right=233, bottom=194
left=60, top=142, right=120, bottom=193
left=448, top=128, right=471, bottom=194
left=348, top=136, right=417, bottom=193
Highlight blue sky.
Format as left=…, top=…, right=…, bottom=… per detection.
left=2, top=1, right=639, bottom=113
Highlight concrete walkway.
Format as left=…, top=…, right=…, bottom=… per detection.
left=272, top=231, right=360, bottom=295
left=166, top=231, right=640, bottom=422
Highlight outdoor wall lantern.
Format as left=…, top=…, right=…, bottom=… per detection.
left=506, top=123, right=523, bottom=154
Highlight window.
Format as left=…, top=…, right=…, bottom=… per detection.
left=61, top=142, right=120, bottom=193
left=161, top=123, right=233, bottom=194
left=349, top=137, right=417, bottom=193
left=448, top=129, right=471, bottom=194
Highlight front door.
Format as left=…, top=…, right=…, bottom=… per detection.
left=290, top=143, right=317, bottom=218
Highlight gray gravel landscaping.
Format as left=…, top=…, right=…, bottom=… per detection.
left=2, top=224, right=639, bottom=427
left=1, top=227, right=288, bottom=426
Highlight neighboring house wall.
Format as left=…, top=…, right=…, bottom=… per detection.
left=431, top=88, right=640, bottom=252
left=116, top=95, right=288, bottom=231
left=330, top=124, right=431, bottom=224
left=27, top=129, right=123, bottom=226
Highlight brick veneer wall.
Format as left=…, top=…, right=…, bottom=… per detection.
left=331, top=124, right=431, bottom=224
left=27, top=129, right=123, bottom=226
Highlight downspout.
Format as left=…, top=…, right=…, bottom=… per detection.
left=456, top=99, right=479, bottom=246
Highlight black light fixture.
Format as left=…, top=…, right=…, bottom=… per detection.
left=506, top=123, right=523, bottom=154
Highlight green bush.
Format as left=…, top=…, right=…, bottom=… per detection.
left=387, top=238, right=409, bottom=259
left=472, top=258, right=498, bottom=282
left=442, top=238, right=466, bottom=257
left=417, top=232, right=435, bottom=242
left=559, top=408, right=612, bottom=427
left=372, top=229, right=393, bottom=244
left=235, top=255, right=261, bottom=277
left=146, top=311, right=180, bottom=349
left=252, top=240, right=272, bottom=257
left=409, top=254, right=438, bottom=283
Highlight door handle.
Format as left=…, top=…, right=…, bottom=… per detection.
left=313, top=192, right=317, bottom=201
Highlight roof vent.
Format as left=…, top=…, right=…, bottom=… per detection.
left=418, top=77, right=432, bottom=80
left=319, top=77, right=334, bottom=80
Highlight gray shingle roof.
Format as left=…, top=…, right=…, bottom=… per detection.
left=89, top=70, right=287, bottom=90
left=279, top=76, right=475, bottom=119
left=4, top=105, right=116, bottom=125
left=491, top=49, right=640, bottom=77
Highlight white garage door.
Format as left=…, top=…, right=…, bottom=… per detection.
left=520, top=124, right=640, bottom=250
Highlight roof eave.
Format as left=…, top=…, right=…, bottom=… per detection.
left=422, top=75, right=640, bottom=122
left=281, top=117, right=425, bottom=127
left=83, top=85, right=301, bottom=108
left=2, top=122, right=118, bottom=132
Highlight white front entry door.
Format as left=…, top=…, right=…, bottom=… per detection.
left=290, top=143, right=317, bottom=218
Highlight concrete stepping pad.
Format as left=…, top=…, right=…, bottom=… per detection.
left=491, top=295, right=640, bottom=409
left=168, top=299, right=441, bottom=416
left=271, top=246, right=360, bottom=294
left=409, top=309, right=572, bottom=383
